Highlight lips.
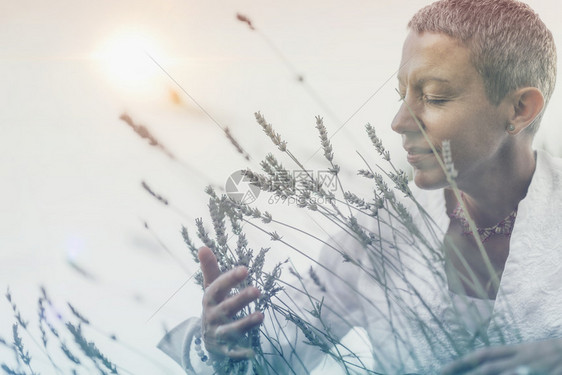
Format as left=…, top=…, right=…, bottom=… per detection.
left=405, top=146, right=435, bottom=165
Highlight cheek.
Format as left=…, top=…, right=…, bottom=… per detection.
left=424, top=111, right=488, bottom=148
left=419, top=111, right=459, bottom=138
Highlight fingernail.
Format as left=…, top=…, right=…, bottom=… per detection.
left=251, top=312, right=263, bottom=322
left=236, top=267, right=247, bottom=277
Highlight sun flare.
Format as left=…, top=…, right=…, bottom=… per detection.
left=93, top=31, right=164, bottom=94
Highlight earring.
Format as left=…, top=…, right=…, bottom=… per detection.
left=507, top=124, right=516, bottom=132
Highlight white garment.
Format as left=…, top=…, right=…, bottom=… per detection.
left=159, top=150, right=562, bottom=374
left=448, top=291, right=493, bottom=336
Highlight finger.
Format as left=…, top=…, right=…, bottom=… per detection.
left=441, top=356, right=480, bottom=375
left=461, top=358, right=520, bottom=375
left=203, top=266, right=248, bottom=306
left=203, top=312, right=264, bottom=360
left=442, top=347, right=516, bottom=375
left=214, top=312, right=264, bottom=343
left=217, top=345, right=255, bottom=360
left=206, top=286, right=260, bottom=324
left=198, top=247, right=221, bottom=288
left=217, top=286, right=260, bottom=319
left=203, top=340, right=256, bottom=361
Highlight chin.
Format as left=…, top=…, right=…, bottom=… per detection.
left=412, top=169, right=449, bottom=190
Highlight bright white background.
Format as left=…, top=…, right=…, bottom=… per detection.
left=2, top=1, right=561, bottom=374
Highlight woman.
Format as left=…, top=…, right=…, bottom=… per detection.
left=160, top=0, right=562, bottom=373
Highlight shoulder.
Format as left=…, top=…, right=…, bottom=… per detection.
left=515, top=150, right=562, bottom=242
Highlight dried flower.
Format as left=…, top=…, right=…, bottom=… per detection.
left=119, top=113, right=175, bottom=160
left=66, top=322, right=117, bottom=373
left=442, top=140, right=458, bottom=179
left=67, top=303, right=90, bottom=325
left=12, top=323, right=31, bottom=366
left=255, top=112, right=287, bottom=151
left=366, top=123, right=391, bottom=161
left=224, top=127, right=251, bottom=161
left=141, top=181, right=169, bottom=205
left=195, top=218, right=217, bottom=252
left=236, top=13, right=255, bottom=30
left=208, top=196, right=228, bottom=248
left=181, top=226, right=200, bottom=264
left=315, top=116, right=334, bottom=162
left=261, top=211, right=272, bottom=224
left=388, top=170, right=412, bottom=197
left=242, top=169, right=274, bottom=192
left=348, top=216, right=372, bottom=246
left=270, top=231, right=282, bottom=241
left=61, top=342, right=81, bottom=365
left=358, top=169, right=375, bottom=179
left=308, top=267, right=326, bottom=292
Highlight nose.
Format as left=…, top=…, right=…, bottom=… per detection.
left=391, top=101, right=422, bottom=135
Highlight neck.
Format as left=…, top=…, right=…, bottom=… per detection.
left=452, top=143, right=536, bottom=227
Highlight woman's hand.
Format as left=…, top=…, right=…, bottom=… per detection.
left=198, top=246, right=264, bottom=360
left=441, top=338, right=562, bottom=375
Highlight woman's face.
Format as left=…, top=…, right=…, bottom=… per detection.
left=392, top=31, right=511, bottom=190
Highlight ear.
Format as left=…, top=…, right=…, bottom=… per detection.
left=506, top=87, right=545, bottom=135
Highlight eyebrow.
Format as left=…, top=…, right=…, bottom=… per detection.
left=397, top=76, right=451, bottom=86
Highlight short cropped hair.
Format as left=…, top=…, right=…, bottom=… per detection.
left=408, top=0, right=557, bottom=134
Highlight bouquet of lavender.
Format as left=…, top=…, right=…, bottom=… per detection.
left=180, top=111, right=514, bottom=374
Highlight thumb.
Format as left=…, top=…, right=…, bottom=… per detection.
left=198, top=247, right=221, bottom=288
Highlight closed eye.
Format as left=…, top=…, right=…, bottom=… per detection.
left=422, top=95, right=448, bottom=105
